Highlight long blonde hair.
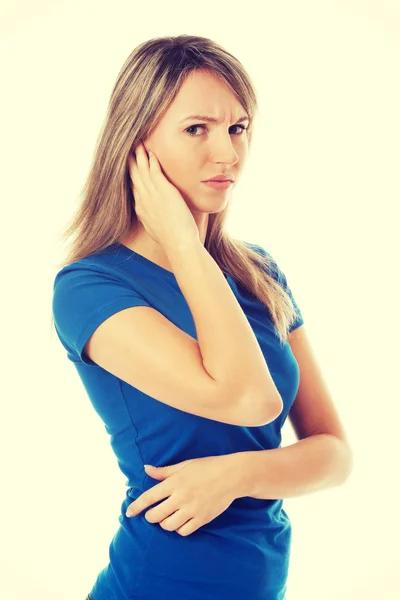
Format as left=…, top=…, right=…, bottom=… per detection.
left=51, top=34, right=300, bottom=345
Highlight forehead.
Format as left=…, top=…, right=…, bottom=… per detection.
left=166, top=70, right=246, bottom=122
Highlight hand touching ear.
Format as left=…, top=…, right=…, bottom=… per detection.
left=128, top=141, right=200, bottom=246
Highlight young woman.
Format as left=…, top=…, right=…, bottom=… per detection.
left=52, top=34, right=352, bottom=600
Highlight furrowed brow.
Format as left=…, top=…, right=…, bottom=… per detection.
left=180, top=114, right=250, bottom=124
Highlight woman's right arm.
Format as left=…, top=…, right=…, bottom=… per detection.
left=84, top=237, right=282, bottom=427
left=163, top=236, right=283, bottom=425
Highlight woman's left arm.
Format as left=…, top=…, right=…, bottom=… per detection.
left=234, top=434, right=354, bottom=500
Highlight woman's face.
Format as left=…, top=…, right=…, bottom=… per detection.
left=142, top=69, right=250, bottom=217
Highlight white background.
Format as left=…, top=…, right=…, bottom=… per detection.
left=1, top=1, right=399, bottom=598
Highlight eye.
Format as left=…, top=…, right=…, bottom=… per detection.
left=185, top=124, right=248, bottom=136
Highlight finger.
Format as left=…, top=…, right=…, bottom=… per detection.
left=176, top=518, right=198, bottom=536
left=135, top=142, right=149, bottom=166
left=126, top=500, right=142, bottom=517
left=128, top=150, right=145, bottom=194
left=126, top=491, right=148, bottom=517
left=127, top=152, right=139, bottom=182
left=158, top=509, right=192, bottom=532
left=133, top=143, right=154, bottom=192
left=138, top=142, right=161, bottom=180
left=126, top=487, right=168, bottom=517
left=144, top=496, right=179, bottom=523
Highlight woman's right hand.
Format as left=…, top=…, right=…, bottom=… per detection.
left=127, top=142, right=200, bottom=248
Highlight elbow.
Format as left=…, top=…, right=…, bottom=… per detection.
left=340, top=443, right=355, bottom=483
left=258, top=394, right=284, bottom=427
left=248, top=391, right=284, bottom=427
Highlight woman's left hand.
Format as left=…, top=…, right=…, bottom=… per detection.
left=126, top=454, right=244, bottom=536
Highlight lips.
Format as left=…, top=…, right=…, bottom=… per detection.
left=204, top=176, right=233, bottom=182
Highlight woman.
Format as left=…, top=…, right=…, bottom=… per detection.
left=52, top=34, right=351, bottom=600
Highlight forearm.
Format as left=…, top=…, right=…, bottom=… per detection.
left=232, top=434, right=354, bottom=500
left=164, top=238, right=282, bottom=413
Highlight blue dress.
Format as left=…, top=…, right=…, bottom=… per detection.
left=52, top=241, right=304, bottom=600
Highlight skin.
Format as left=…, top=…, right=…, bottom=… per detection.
left=120, top=69, right=250, bottom=272
left=122, top=72, right=251, bottom=535
left=126, top=455, right=244, bottom=537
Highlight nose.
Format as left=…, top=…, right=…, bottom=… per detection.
left=208, top=137, right=240, bottom=165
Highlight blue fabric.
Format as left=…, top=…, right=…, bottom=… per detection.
left=52, top=241, right=304, bottom=600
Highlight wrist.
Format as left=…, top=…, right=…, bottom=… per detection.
left=162, top=234, right=201, bottom=255
left=228, top=451, right=255, bottom=499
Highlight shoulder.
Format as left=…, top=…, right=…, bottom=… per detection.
left=243, top=241, right=280, bottom=279
left=53, top=244, right=126, bottom=289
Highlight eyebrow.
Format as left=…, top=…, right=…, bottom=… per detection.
left=180, top=114, right=250, bottom=124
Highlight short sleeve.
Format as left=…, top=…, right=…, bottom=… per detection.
left=274, top=263, right=304, bottom=332
left=247, top=242, right=304, bottom=333
left=52, top=263, right=152, bottom=365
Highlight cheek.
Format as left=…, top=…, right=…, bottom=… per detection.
left=156, top=154, right=181, bottom=180
left=162, top=155, right=198, bottom=184
left=158, top=163, right=191, bottom=193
